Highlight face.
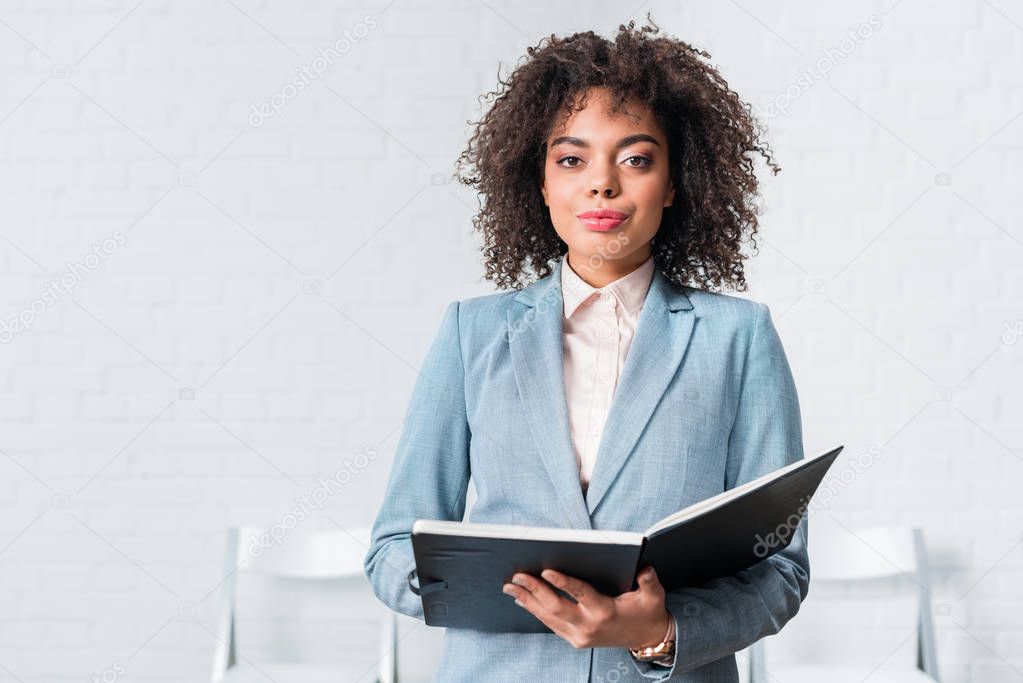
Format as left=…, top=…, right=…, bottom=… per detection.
left=540, top=86, right=675, bottom=286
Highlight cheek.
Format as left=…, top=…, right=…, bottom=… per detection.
left=543, top=174, right=574, bottom=204
left=632, top=173, right=672, bottom=202
left=630, top=180, right=671, bottom=217
left=545, top=190, right=580, bottom=222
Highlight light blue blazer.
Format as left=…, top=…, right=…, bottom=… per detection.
left=364, top=257, right=809, bottom=682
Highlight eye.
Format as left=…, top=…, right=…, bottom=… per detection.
left=556, top=156, right=583, bottom=168
left=624, top=155, right=652, bottom=168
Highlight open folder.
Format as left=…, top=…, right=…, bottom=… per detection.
left=408, top=445, right=843, bottom=632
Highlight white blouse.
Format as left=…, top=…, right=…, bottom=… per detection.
left=560, top=251, right=655, bottom=493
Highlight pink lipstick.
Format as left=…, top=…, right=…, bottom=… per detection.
left=577, top=208, right=629, bottom=231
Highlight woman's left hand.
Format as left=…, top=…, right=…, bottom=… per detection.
left=502, top=565, right=671, bottom=650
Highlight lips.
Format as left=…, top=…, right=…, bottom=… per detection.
left=577, top=208, right=629, bottom=231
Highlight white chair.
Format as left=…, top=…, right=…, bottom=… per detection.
left=748, top=525, right=940, bottom=683
left=211, top=526, right=398, bottom=683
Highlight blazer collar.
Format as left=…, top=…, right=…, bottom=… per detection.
left=508, top=257, right=695, bottom=527
left=513, top=256, right=693, bottom=313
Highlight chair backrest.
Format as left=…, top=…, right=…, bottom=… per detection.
left=747, top=524, right=939, bottom=683
left=809, top=525, right=919, bottom=581
left=234, top=526, right=371, bottom=579
left=211, top=525, right=397, bottom=683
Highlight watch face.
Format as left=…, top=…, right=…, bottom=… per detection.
left=630, top=641, right=675, bottom=663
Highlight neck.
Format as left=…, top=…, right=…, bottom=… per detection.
left=566, top=247, right=651, bottom=288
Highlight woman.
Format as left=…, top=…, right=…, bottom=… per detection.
left=365, top=18, right=807, bottom=682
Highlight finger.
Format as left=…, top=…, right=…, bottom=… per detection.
left=503, top=581, right=574, bottom=635
left=638, top=566, right=665, bottom=593
left=540, top=569, right=601, bottom=605
left=632, top=566, right=666, bottom=604
left=509, top=572, right=570, bottom=613
left=616, top=566, right=665, bottom=610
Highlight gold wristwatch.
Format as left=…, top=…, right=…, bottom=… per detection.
left=629, top=614, right=676, bottom=664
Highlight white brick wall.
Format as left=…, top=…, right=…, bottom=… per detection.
left=0, top=1, right=1020, bottom=681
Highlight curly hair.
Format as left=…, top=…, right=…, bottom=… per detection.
left=454, top=14, right=779, bottom=292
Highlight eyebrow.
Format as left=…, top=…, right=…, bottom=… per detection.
left=549, top=133, right=661, bottom=149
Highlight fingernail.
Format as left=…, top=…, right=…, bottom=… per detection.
left=514, top=599, right=523, bottom=607
left=512, top=576, right=526, bottom=586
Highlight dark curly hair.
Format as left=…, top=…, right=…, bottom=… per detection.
left=454, top=14, right=779, bottom=292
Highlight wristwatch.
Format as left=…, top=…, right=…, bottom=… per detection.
left=629, top=614, right=676, bottom=664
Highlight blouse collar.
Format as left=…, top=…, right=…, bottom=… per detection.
left=560, top=251, right=655, bottom=320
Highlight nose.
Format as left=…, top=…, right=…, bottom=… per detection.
left=588, top=163, right=620, bottom=198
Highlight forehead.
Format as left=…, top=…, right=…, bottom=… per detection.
left=548, top=88, right=663, bottom=142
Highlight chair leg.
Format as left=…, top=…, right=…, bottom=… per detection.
left=913, top=529, right=940, bottom=682
left=748, top=639, right=766, bottom=683
left=379, top=612, right=398, bottom=683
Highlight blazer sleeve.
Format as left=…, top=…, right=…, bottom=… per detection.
left=363, top=300, right=472, bottom=620
left=630, top=302, right=810, bottom=680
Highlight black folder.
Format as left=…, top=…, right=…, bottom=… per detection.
left=410, top=445, right=842, bottom=632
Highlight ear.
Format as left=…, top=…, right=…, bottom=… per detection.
left=664, top=180, right=676, bottom=208
left=540, top=179, right=548, bottom=206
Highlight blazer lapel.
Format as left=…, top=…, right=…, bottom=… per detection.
left=508, top=259, right=592, bottom=530
left=583, top=268, right=696, bottom=515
